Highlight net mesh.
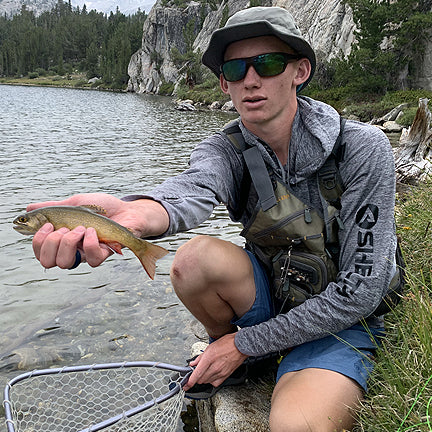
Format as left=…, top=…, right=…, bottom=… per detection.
left=5, top=363, right=189, bottom=432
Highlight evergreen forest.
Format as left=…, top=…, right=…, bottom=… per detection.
left=0, top=0, right=146, bottom=88
left=1, top=0, right=432, bottom=99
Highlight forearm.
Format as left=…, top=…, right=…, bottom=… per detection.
left=124, top=134, right=243, bottom=237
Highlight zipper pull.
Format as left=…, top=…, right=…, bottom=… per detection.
left=304, top=207, right=312, bottom=223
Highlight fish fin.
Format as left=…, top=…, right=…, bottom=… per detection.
left=79, top=205, right=108, bottom=215
left=134, top=240, right=169, bottom=280
left=105, top=241, right=123, bottom=255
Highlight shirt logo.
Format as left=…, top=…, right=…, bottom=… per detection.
left=337, top=203, right=379, bottom=298
left=355, top=204, right=379, bottom=229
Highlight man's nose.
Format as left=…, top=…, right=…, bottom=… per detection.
left=243, top=64, right=261, bottom=86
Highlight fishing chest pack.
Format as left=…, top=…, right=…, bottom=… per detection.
left=222, top=119, right=405, bottom=316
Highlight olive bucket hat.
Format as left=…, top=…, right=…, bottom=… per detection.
left=202, top=6, right=316, bottom=90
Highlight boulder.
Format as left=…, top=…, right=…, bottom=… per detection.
left=383, top=121, right=404, bottom=133
left=209, top=101, right=223, bottom=110
left=175, top=100, right=196, bottom=111
left=221, top=101, right=236, bottom=112
left=190, top=342, right=273, bottom=432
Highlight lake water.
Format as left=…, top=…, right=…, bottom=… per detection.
left=0, top=84, right=239, bottom=430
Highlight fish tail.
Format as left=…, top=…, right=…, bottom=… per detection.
left=134, top=241, right=169, bottom=279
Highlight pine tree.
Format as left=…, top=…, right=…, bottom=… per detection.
left=338, top=0, right=432, bottom=93
left=0, top=0, right=146, bottom=87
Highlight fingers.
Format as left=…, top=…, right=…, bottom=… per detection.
left=32, top=223, right=55, bottom=261
left=56, top=227, right=86, bottom=269
left=33, top=224, right=86, bottom=269
left=183, top=352, right=231, bottom=390
left=184, top=356, right=227, bottom=390
left=183, top=335, right=249, bottom=391
left=83, top=228, right=112, bottom=267
left=32, top=225, right=112, bottom=269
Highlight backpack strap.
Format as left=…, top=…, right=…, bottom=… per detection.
left=223, top=121, right=248, bottom=152
left=317, top=117, right=346, bottom=210
left=223, top=121, right=277, bottom=212
left=243, top=147, right=277, bottom=211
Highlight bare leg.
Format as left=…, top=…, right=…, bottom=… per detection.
left=270, top=368, right=363, bottom=432
left=170, top=235, right=256, bottom=339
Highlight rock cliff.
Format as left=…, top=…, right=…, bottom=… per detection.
left=127, top=0, right=357, bottom=94
left=127, top=0, right=432, bottom=94
left=0, top=0, right=56, bottom=16
left=128, top=1, right=210, bottom=93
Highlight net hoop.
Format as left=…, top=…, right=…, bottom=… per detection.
left=3, top=361, right=193, bottom=432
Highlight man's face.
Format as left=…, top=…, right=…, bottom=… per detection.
left=220, top=36, right=309, bottom=133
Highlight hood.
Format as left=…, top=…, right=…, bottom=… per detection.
left=288, top=96, right=341, bottom=183
left=238, top=96, right=341, bottom=184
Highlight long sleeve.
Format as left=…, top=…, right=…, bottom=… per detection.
left=235, top=120, right=396, bottom=356
left=124, top=132, right=245, bottom=236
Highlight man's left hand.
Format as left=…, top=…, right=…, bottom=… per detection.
left=183, top=333, right=248, bottom=390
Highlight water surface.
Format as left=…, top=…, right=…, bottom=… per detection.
left=0, top=85, right=240, bottom=429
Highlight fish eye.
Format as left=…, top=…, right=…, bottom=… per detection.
left=18, top=216, right=27, bottom=223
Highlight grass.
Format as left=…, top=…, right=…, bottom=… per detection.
left=175, top=75, right=230, bottom=105
left=0, top=73, right=119, bottom=91
left=356, top=179, right=432, bottom=431
left=304, top=88, right=432, bottom=124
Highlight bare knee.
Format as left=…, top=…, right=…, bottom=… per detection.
left=170, top=235, right=255, bottom=311
left=170, top=236, right=209, bottom=283
left=170, top=235, right=227, bottom=296
left=171, top=234, right=252, bottom=278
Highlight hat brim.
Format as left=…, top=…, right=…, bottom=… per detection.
left=202, top=21, right=316, bottom=90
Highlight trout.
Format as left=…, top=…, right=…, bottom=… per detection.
left=13, top=205, right=169, bottom=279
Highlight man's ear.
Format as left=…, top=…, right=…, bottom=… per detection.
left=220, top=74, right=230, bottom=94
left=293, top=58, right=311, bottom=87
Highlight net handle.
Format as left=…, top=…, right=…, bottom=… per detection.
left=3, top=361, right=193, bottom=432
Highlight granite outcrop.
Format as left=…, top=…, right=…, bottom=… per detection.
left=128, top=0, right=432, bottom=94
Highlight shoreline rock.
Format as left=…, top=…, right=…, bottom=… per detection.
left=190, top=342, right=273, bottom=432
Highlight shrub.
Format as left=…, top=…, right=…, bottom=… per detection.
left=73, top=79, right=87, bottom=87
left=397, top=107, right=419, bottom=127
left=35, top=68, right=47, bottom=76
left=159, top=80, right=174, bottom=95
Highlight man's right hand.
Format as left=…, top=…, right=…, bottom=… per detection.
left=27, top=193, right=169, bottom=269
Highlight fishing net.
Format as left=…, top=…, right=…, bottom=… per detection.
left=3, top=361, right=192, bottom=432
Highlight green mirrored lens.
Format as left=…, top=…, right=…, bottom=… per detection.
left=222, top=59, right=245, bottom=82
left=221, top=53, right=299, bottom=82
left=254, top=53, right=286, bottom=77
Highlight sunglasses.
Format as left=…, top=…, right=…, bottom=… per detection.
left=221, top=52, right=302, bottom=82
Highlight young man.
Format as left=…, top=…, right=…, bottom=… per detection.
left=29, top=7, right=398, bottom=431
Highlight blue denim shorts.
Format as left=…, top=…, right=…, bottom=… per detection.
left=231, top=250, right=384, bottom=392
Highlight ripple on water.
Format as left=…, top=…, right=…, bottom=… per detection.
left=0, top=85, right=241, bottom=428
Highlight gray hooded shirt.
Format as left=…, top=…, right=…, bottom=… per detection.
left=125, top=96, right=396, bottom=357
